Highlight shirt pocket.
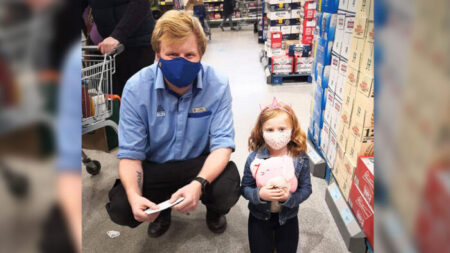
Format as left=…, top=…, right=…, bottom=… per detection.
left=185, top=112, right=212, bottom=144
left=187, top=111, right=212, bottom=118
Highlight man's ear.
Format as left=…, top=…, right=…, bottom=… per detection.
left=155, top=53, right=160, bottom=61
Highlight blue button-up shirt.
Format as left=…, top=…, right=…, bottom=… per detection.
left=117, top=62, right=235, bottom=163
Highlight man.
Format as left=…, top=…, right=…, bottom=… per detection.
left=106, top=10, right=241, bottom=238
left=81, top=0, right=155, bottom=97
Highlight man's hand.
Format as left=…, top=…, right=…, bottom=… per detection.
left=259, top=185, right=286, bottom=202
left=128, top=194, right=160, bottom=223
left=98, top=37, right=119, bottom=54
left=170, top=181, right=202, bottom=213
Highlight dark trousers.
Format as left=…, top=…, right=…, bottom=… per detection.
left=106, top=155, right=241, bottom=228
left=113, top=45, right=155, bottom=97
left=248, top=213, right=299, bottom=253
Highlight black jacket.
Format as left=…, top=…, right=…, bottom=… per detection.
left=82, top=0, right=155, bottom=47
left=223, top=0, right=235, bottom=16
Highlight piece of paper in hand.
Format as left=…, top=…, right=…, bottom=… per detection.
left=144, top=197, right=184, bottom=215
left=107, top=230, right=120, bottom=239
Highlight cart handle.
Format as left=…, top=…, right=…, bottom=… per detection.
left=82, top=44, right=125, bottom=56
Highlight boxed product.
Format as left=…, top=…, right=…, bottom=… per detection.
left=302, top=18, right=316, bottom=28
left=350, top=92, right=374, bottom=140
left=316, top=37, right=334, bottom=67
left=341, top=15, right=355, bottom=60
left=313, top=81, right=326, bottom=110
left=359, top=39, right=374, bottom=76
left=304, top=4, right=316, bottom=19
left=353, top=16, right=368, bottom=39
left=318, top=0, right=339, bottom=13
left=268, top=0, right=292, bottom=5
left=332, top=29, right=344, bottom=56
left=294, top=56, right=314, bottom=74
left=330, top=96, right=342, bottom=134
left=328, top=68, right=339, bottom=92
left=337, top=122, right=349, bottom=151
left=357, top=72, right=374, bottom=97
left=302, top=35, right=314, bottom=45
left=348, top=37, right=365, bottom=70
left=320, top=122, right=331, bottom=155
left=269, top=25, right=282, bottom=32
left=268, top=3, right=290, bottom=11
left=355, top=0, right=372, bottom=18
left=366, top=21, right=374, bottom=42
left=270, top=31, right=283, bottom=48
left=290, top=9, right=302, bottom=19
left=326, top=131, right=338, bottom=168
left=291, top=25, right=301, bottom=35
left=338, top=0, right=348, bottom=11
left=348, top=182, right=374, bottom=248
left=267, top=47, right=287, bottom=57
left=302, top=26, right=315, bottom=37
left=285, top=40, right=299, bottom=51
left=353, top=156, right=374, bottom=208
left=324, top=89, right=335, bottom=124
left=340, top=83, right=357, bottom=126
left=281, top=25, right=292, bottom=37
left=313, top=119, right=322, bottom=146
left=345, top=133, right=374, bottom=166
left=321, top=13, right=337, bottom=41
left=332, top=143, right=345, bottom=180
left=340, top=153, right=357, bottom=199
left=346, top=65, right=359, bottom=86
left=325, top=183, right=366, bottom=252
left=331, top=53, right=340, bottom=71
left=335, top=59, right=348, bottom=100
left=347, top=0, right=357, bottom=13
left=271, top=55, right=294, bottom=74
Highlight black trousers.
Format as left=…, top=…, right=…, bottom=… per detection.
left=248, top=213, right=299, bottom=253
left=106, top=155, right=241, bottom=228
left=113, top=45, right=155, bottom=97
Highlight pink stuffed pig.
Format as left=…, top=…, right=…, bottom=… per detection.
left=250, top=156, right=298, bottom=193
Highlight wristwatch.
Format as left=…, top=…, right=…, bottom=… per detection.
left=193, top=177, right=209, bottom=193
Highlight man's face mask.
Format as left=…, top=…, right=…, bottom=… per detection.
left=158, top=57, right=201, bottom=88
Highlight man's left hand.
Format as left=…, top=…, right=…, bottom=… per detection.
left=170, top=181, right=202, bottom=213
left=98, top=37, right=119, bottom=54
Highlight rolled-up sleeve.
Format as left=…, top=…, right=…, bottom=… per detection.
left=209, top=83, right=235, bottom=152
left=117, top=85, right=148, bottom=160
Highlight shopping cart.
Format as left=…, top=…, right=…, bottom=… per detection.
left=82, top=45, right=123, bottom=175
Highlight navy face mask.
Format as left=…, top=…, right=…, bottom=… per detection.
left=158, top=57, right=202, bottom=88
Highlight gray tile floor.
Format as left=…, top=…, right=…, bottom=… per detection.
left=82, top=27, right=350, bottom=253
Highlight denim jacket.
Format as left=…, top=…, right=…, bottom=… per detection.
left=241, top=147, right=312, bottom=225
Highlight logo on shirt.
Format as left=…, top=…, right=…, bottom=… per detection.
left=157, top=105, right=166, bottom=117
left=192, top=107, right=207, bottom=113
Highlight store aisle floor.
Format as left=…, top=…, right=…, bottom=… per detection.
left=82, top=27, right=350, bottom=253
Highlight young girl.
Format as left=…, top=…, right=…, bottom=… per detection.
left=242, top=98, right=312, bottom=253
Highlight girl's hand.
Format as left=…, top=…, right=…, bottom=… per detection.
left=277, top=187, right=290, bottom=203
left=259, top=186, right=284, bottom=201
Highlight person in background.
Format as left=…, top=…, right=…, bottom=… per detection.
left=105, top=10, right=241, bottom=238
left=81, top=0, right=155, bottom=97
left=241, top=98, right=312, bottom=253
left=220, top=0, right=239, bottom=31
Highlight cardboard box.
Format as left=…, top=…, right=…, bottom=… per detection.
left=359, top=39, right=374, bottom=76
left=302, top=25, right=315, bottom=37
left=306, top=140, right=327, bottom=178
left=335, top=59, right=347, bottom=100
left=324, top=90, right=335, bottom=124
left=338, top=0, right=348, bottom=11
left=337, top=123, right=349, bottom=151
left=353, top=16, right=368, bottom=39
left=332, top=28, right=344, bottom=55
left=328, top=68, right=339, bottom=92
left=268, top=0, right=291, bottom=5
left=331, top=53, right=340, bottom=71
left=332, top=144, right=346, bottom=181
left=269, top=25, right=282, bottom=32
left=326, top=131, right=338, bottom=168
left=346, top=65, right=360, bottom=86
left=347, top=0, right=357, bottom=13
left=348, top=182, right=374, bottom=247
left=294, top=56, right=313, bottom=74
left=291, top=25, right=301, bottom=34
left=302, top=18, right=316, bottom=28
left=319, top=0, right=339, bottom=13
left=267, top=47, right=287, bottom=57
left=348, top=37, right=365, bottom=69
left=321, top=13, right=337, bottom=41
left=340, top=31, right=352, bottom=60
left=346, top=133, right=374, bottom=166
left=357, top=72, right=374, bottom=97
left=350, top=92, right=374, bottom=140
left=270, top=31, right=283, bottom=48
left=325, top=183, right=367, bottom=253
left=330, top=96, right=342, bottom=134
left=341, top=153, right=358, bottom=199
left=340, top=82, right=357, bottom=126
left=355, top=0, right=371, bottom=18
left=290, top=9, right=302, bottom=19
left=320, top=121, right=331, bottom=155
left=354, top=156, right=374, bottom=208
left=366, top=21, right=374, bottom=42
left=271, top=55, right=294, bottom=74
left=304, top=6, right=316, bottom=19
left=281, top=25, right=292, bottom=35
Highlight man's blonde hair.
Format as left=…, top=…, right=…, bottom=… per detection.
left=151, top=10, right=207, bottom=55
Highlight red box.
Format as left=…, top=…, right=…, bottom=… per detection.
left=302, top=35, right=313, bottom=44
left=348, top=182, right=374, bottom=248
left=270, top=31, right=283, bottom=49
left=415, top=169, right=450, bottom=253
left=303, top=1, right=316, bottom=19
left=302, top=25, right=314, bottom=36
left=354, top=156, right=374, bottom=208
left=271, top=55, right=294, bottom=74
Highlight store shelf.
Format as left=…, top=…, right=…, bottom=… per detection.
left=158, top=1, right=173, bottom=5
left=204, top=0, right=223, bottom=2
left=207, top=8, right=223, bottom=11
left=209, top=17, right=258, bottom=23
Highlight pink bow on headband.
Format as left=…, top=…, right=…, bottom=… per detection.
left=259, top=97, right=292, bottom=115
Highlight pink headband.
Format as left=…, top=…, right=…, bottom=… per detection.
left=260, top=97, right=292, bottom=115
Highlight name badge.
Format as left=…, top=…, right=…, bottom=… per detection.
left=192, top=107, right=206, bottom=113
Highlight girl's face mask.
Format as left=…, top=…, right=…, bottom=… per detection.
left=263, top=129, right=292, bottom=150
